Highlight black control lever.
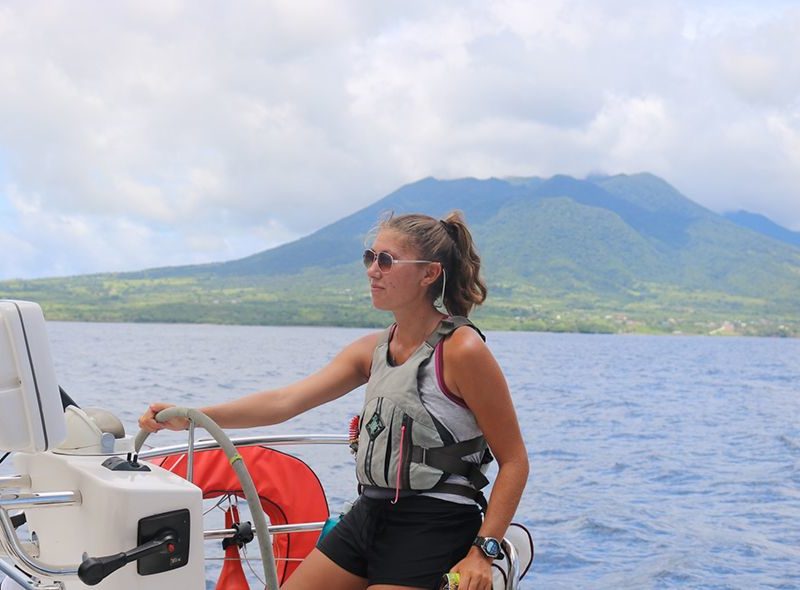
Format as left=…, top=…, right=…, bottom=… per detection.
left=78, top=529, right=178, bottom=586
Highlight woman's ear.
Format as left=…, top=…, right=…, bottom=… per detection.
left=420, top=262, right=442, bottom=287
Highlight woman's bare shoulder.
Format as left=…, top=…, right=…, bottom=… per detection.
left=340, top=332, right=382, bottom=364
left=347, top=330, right=384, bottom=354
left=337, top=330, right=385, bottom=374
left=446, top=323, right=489, bottom=355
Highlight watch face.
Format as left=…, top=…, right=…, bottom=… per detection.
left=484, top=538, right=500, bottom=557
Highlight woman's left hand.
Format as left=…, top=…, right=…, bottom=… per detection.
left=448, top=547, right=494, bottom=590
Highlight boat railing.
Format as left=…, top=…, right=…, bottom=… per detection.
left=0, top=495, right=80, bottom=587
left=138, top=433, right=350, bottom=459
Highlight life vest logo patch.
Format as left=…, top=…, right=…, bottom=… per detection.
left=365, top=412, right=385, bottom=440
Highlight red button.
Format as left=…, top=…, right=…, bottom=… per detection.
left=167, top=543, right=175, bottom=554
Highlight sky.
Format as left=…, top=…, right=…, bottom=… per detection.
left=1, top=0, right=799, bottom=280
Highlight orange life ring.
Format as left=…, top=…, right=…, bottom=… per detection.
left=152, top=446, right=330, bottom=588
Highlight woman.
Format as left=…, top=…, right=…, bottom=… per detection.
left=139, top=211, right=529, bottom=590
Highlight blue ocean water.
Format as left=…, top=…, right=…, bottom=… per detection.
left=4, top=322, right=800, bottom=588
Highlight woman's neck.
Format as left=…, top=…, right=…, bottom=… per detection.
left=391, top=307, right=447, bottom=348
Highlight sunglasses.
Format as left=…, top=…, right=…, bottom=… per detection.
left=362, top=249, right=433, bottom=272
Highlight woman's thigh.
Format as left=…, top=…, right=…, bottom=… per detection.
left=281, top=548, right=368, bottom=590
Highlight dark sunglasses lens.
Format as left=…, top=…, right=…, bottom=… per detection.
left=363, top=250, right=393, bottom=271
left=377, top=252, right=393, bottom=271
left=363, top=250, right=376, bottom=268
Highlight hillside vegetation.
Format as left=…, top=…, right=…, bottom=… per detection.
left=3, top=173, right=799, bottom=337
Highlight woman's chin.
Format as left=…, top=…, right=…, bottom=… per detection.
left=369, top=293, right=392, bottom=311
left=370, top=299, right=391, bottom=311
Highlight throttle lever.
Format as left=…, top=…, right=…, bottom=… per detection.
left=78, top=529, right=178, bottom=586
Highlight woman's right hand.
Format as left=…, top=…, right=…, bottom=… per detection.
left=138, top=402, right=189, bottom=433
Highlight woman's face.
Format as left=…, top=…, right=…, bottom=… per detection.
left=366, top=229, right=435, bottom=312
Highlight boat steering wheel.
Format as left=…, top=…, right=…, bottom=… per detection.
left=133, top=407, right=280, bottom=590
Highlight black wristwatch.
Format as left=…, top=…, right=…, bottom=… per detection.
left=473, top=536, right=504, bottom=560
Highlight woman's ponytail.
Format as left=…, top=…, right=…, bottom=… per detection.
left=438, top=211, right=487, bottom=316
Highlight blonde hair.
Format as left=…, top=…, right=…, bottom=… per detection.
left=379, top=210, right=487, bottom=317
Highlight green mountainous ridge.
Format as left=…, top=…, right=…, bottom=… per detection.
left=3, top=172, right=799, bottom=336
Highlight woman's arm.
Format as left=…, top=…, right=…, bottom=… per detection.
left=444, top=327, right=530, bottom=590
left=139, top=332, right=379, bottom=432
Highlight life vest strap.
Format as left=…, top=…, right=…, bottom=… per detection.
left=427, top=482, right=488, bottom=511
left=360, top=483, right=488, bottom=511
left=425, top=316, right=486, bottom=349
left=410, top=436, right=491, bottom=490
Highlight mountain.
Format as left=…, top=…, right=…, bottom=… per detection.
left=723, top=210, right=800, bottom=248
left=132, top=177, right=523, bottom=278
left=134, top=172, right=800, bottom=301
left=4, top=173, right=799, bottom=336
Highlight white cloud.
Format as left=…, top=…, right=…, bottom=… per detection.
left=0, top=183, right=301, bottom=279
left=711, top=12, right=800, bottom=106
left=1, top=0, right=799, bottom=280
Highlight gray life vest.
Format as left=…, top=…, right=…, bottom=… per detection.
left=354, top=316, right=492, bottom=506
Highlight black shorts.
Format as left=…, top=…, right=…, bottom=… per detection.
left=317, top=494, right=482, bottom=589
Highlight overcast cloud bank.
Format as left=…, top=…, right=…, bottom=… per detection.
left=1, top=0, right=798, bottom=279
